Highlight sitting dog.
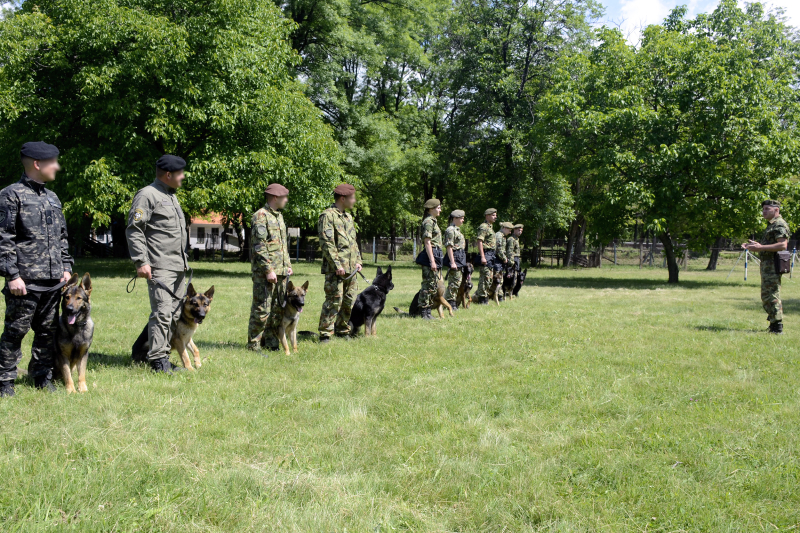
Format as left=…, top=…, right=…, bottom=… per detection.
left=132, top=284, right=214, bottom=370
left=502, top=263, right=517, bottom=300
left=404, top=273, right=454, bottom=319
left=512, top=268, right=527, bottom=297
left=278, top=280, right=309, bottom=354
left=473, top=270, right=504, bottom=305
left=455, top=263, right=474, bottom=310
left=349, top=266, right=394, bottom=336
left=57, top=273, right=94, bottom=393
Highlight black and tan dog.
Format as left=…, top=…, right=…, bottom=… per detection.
left=512, top=268, right=527, bottom=298
left=401, top=272, right=454, bottom=319
left=502, top=263, right=517, bottom=300
left=455, top=263, right=474, bottom=310
left=473, top=270, right=504, bottom=305
left=132, top=284, right=214, bottom=370
left=350, top=266, right=394, bottom=336
left=277, top=280, right=309, bottom=354
left=57, top=273, right=94, bottom=393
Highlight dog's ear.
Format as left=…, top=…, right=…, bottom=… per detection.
left=187, top=283, right=197, bottom=298
left=62, top=272, right=79, bottom=293
left=286, top=280, right=294, bottom=292
left=376, top=266, right=383, bottom=277
left=302, top=280, right=309, bottom=291
left=386, top=265, right=392, bottom=279
left=80, top=272, right=92, bottom=297
left=204, top=285, right=215, bottom=300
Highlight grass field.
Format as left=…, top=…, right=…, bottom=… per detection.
left=1, top=258, right=799, bottom=532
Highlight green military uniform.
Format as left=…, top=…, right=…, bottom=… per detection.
left=506, top=232, right=521, bottom=288
left=475, top=221, right=497, bottom=299
left=444, top=223, right=465, bottom=302
left=318, top=204, right=361, bottom=338
left=247, top=205, right=291, bottom=350
left=494, top=230, right=509, bottom=298
left=126, top=179, right=189, bottom=362
left=419, top=214, right=443, bottom=309
left=759, top=215, right=790, bottom=325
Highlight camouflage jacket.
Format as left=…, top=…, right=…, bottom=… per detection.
left=495, top=231, right=508, bottom=262
left=476, top=222, right=496, bottom=253
left=126, top=179, right=188, bottom=271
left=444, top=224, right=465, bottom=251
left=420, top=215, right=442, bottom=249
left=507, top=235, right=521, bottom=259
left=318, top=204, right=361, bottom=274
left=759, top=215, right=791, bottom=260
left=251, top=205, right=291, bottom=275
left=0, top=174, right=73, bottom=281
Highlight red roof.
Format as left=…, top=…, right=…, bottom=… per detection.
left=192, top=213, right=225, bottom=225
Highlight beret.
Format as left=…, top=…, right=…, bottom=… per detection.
left=514, top=224, right=524, bottom=229
left=484, top=208, right=497, bottom=216
left=265, top=183, right=289, bottom=196
left=20, top=141, right=59, bottom=160
left=334, top=183, right=356, bottom=196
left=156, top=154, right=186, bottom=172
left=501, top=222, right=514, bottom=229
left=424, top=198, right=441, bottom=209
left=762, top=199, right=781, bottom=208
left=450, top=209, right=465, bottom=218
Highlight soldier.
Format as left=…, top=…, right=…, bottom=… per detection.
left=444, top=210, right=466, bottom=311
left=0, top=142, right=73, bottom=397
left=507, top=223, right=523, bottom=287
left=494, top=222, right=513, bottom=301
left=126, top=155, right=190, bottom=373
left=418, top=199, right=443, bottom=320
left=474, top=208, right=498, bottom=305
left=742, top=199, right=790, bottom=334
left=247, top=183, right=293, bottom=352
left=318, top=183, right=362, bottom=342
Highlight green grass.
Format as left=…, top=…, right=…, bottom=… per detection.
left=1, top=259, right=799, bottom=531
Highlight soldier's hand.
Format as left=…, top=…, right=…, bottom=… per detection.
left=287, top=267, right=293, bottom=276
left=744, top=239, right=760, bottom=251
left=355, top=263, right=362, bottom=272
left=481, top=257, right=487, bottom=265
left=267, top=271, right=278, bottom=283
left=61, top=271, right=71, bottom=283
left=136, top=265, right=152, bottom=280
left=336, top=268, right=346, bottom=276
left=8, top=277, right=26, bottom=296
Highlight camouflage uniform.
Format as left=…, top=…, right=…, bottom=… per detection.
left=444, top=224, right=465, bottom=301
left=247, top=205, right=291, bottom=349
left=0, top=174, right=73, bottom=383
left=475, top=222, right=496, bottom=298
left=494, top=230, right=509, bottom=297
left=759, top=215, right=790, bottom=324
left=506, top=234, right=521, bottom=287
left=419, top=215, right=443, bottom=309
left=318, top=204, right=361, bottom=338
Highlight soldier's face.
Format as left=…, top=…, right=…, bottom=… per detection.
left=514, top=229, right=522, bottom=237
left=163, top=169, right=185, bottom=189
left=763, top=206, right=778, bottom=220
left=341, top=194, right=356, bottom=209
left=454, top=216, right=464, bottom=226
left=487, top=213, right=497, bottom=223
left=275, top=195, right=289, bottom=209
left=35, top=158, right=60, bottom=182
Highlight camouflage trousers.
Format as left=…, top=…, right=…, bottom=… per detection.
left=475, top=262, right=493, bottom=298
left=760, top=260, right=783, bottom=324
left=419, top=267, right=439, bottom=308
left=444, top=268, right=462, bottom=301
left=247, top=274, right=287, bottom=350
left=318, top=272, right=357, bottom=338
left=0, top=281, right=61, bottom=382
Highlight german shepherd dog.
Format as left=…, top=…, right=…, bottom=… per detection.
left=473, top=270, right=504, bottom=305
left=402, top=272, right=454, bottom=318
left=502, top=263, right=517, bottom=300
left=349, top=266, right=394, bottom=336
left=278, top=280, right=309, bottom=354
left=512, top=268, right=527, bottom=297
left=132, top=284, right=214, bottom=370
left=455, top=263, right=474, bottom=310
left=57, top=273, right=94, bottom=393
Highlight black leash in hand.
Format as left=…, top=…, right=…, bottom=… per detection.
left=345, top=268, right=370, bottom=283
left=127, top=267, right=193, bottom=308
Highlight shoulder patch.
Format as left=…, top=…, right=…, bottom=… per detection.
left=133, top=208, right=144, bottom=222
left=255, top=224, right=268, bottom=239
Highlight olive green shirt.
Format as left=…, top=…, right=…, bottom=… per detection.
left=420, top=215, right=442, bottom=249
left=476, top=222, right=496, bottom=251
left=759, top=215, right=791, bottom=261
left=318, top=204, right=361, bottom=274
left=251, top=205, right=291, bottom=275
left=126, top=179, right=188, bottom=270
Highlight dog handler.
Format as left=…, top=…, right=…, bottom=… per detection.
left=0, top=142, right=73, bottom=397
left=416, top=199, right=443, bottom=320
left=247, top=183, right=292, bottom=352
left=506, top=223, right=523, bottom=290
left=444, top=210, right=466, bottom=312
left=494, top=222, right=514, bottom=302
left=474, top=208, right=498, bottom=305
left=126, top=155, right=189, bottom=373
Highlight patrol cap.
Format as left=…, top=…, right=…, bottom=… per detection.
left=514, top=224, right=524, bottom=229
left=156, top=154, right=186, bottom=172
left=265, top=183, right=289, bottom=196
left=501, top=222, right=514, bottom=229
left=424, top=198, right=441, bottom=209
left=20, top=141, right=59, bottom=160
left=450, top=209, right=465, bottom=218
left=762, top=199, right=781, bottom=208
left=334, top=183, right=356, bottom=196
left=484, top=208, right=497, bottom=216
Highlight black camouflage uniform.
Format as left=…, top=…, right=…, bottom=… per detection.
left=0, top=143, right=72, bottom=395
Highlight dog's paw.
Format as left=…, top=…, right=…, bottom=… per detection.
left=78, top=383, right=88, bottom=393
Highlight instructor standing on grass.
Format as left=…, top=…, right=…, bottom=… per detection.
left=742, top=199, right=790, bottom=334
left=474, top=208, right=498, bottom=305
left=126, top=155, right=189, bottom=373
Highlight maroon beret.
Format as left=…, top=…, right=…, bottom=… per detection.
left=265, top=183, right=289, bottom=196
left=334, top=183, right=356, bottom=196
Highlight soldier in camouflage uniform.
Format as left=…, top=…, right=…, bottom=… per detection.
left=494, top=222, right=513, bottom=301
left=418, top=199, right=443, bottom=320
left=742, top=199, right=791, bottom=334
left=0, top=142, right=73, bottom=397
left=475, top=208, right=498, bottom=305
left=444, top=209, right=466, bottom=311
left=318, top=183, right=362, bottom=342
left=247, top=183, right=293, bottom=351
left=506, top=223, right=523, bottom=288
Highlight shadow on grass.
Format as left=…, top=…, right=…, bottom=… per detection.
left=694, top=325, right=762, bottom=333
left=531, top=275, right=738, bottom=290
left=89, top=352, right=134, bottom=368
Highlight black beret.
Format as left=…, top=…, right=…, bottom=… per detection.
left=20, top=142, right=59, bottom=160
left=762, top=199, right=781, bottom=208
left=156, top=154, right=186, bottom=172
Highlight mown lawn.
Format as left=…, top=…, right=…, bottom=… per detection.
left=0, top=258, right=798, bottom=532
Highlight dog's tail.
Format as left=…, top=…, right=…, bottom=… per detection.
left=393, top=306, right=409, bottom=316
left=131, top=325, right=149, bottom=363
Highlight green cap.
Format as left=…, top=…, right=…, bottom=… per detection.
left=501, top=222, right=514, bottom=229
left=450, top=209, right=465, bottom=218
left=484, top=208, right=497, bottom=216
left=762, top=199, right=781, bottom=208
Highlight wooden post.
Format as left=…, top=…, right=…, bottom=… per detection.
left=613, top=240, right=617, bottom=265
left=372, top=236, right=376, bottom=263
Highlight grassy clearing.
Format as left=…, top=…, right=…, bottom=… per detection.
left=0, top=259, right=798, bottom=532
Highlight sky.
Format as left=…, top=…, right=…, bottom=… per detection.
left=600, top=0, right=800, bottom=42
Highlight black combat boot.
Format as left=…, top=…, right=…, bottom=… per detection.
left=319, top=336, right=331, bottom=344
left=479, top=297, right=489, bottom=305
left=447, top=299, right=457, bottom=313
left=0, top=380, right=14, bottom=398
left=150, top=357, right=184, bottom=374
left=421, top=307, right=433, bottom=320
left=769, top=321, right=784, bottom=334
left=33, top=375, right=56, bottom=393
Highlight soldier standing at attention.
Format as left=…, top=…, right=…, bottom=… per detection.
left=0, top=142, right=73, bottom=397
left=247, top=184, right=292, bottom=352
left=742, top=199, right=790, bottom=334
left=418, top=199, right=443, bottom=320
left=318, top=183, right=362, bottom=342
left=126, top=155, right=189, bottom=374
left=474, top=208, right=498, bottom=305
left=507, top=223, right=523, bottom=287
left=444, top=210, right=466, bottom=311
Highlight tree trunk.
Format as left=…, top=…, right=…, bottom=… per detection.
left=706, top=236, right=724, bottom=270
left=659, top=231, right=680, bottom=284
left=564, top=215, right=584, bottom=267
left=111, top=216, right=129, bottom=258
left=389, top=219, right=396, bottom=260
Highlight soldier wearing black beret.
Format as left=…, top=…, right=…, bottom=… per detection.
left=0, top=142, right=73, bottom=397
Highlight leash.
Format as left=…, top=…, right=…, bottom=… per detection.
left=345, top=268, right=370, bottom=283
left=127, top=267, right=193, bottom=304
left=25, top=279, right=69, bottom=293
